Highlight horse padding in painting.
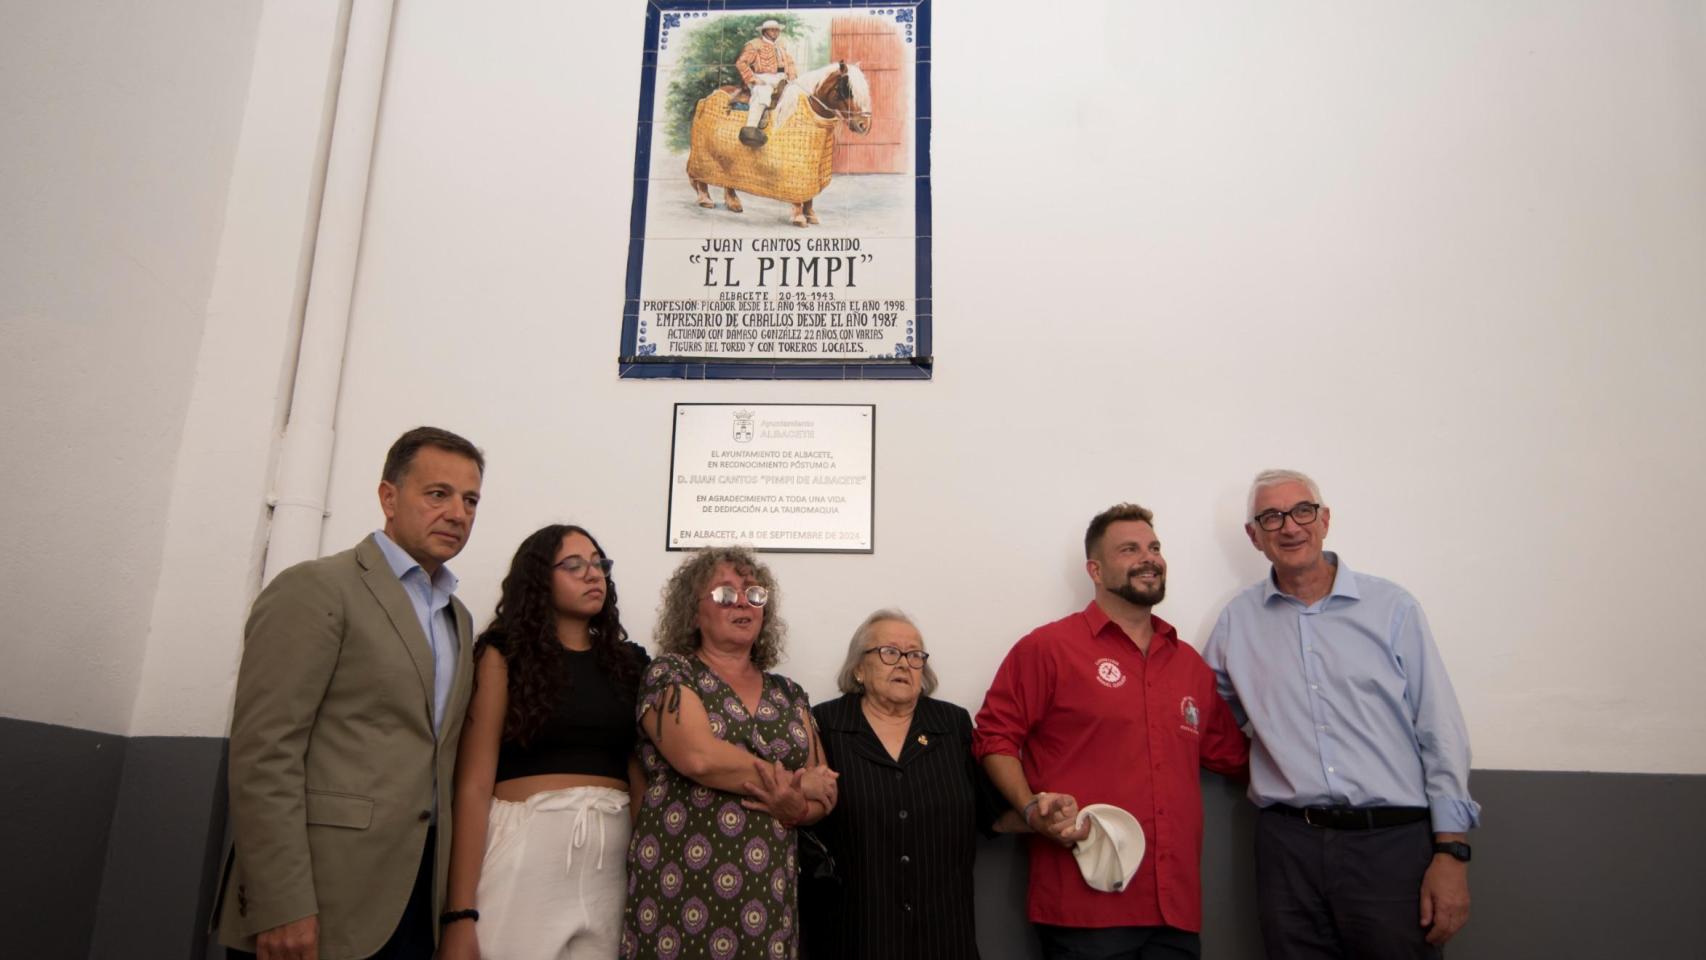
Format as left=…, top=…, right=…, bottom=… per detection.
left=687, top=89, right=838, bottom=204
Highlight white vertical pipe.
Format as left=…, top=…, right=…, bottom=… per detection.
left=264, top=0, right=396, bottom=586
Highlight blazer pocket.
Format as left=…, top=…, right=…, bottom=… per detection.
left=305, top=789, right=374, bottom=829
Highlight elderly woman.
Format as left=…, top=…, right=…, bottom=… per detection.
left=800, top=610, right=1016, bottom=960
left=623, top=547, right=836, bottom=960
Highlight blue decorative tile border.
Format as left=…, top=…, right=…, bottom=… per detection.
left=619, top=0, right=933, bottom=380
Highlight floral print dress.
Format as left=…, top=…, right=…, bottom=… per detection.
left=622, top=653, right=816, bottom=960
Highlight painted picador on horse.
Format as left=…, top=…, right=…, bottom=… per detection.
left=683, top=19, right=873, bottom=227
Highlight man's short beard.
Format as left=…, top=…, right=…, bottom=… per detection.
left=1109, top=578, right=1164, bottom=607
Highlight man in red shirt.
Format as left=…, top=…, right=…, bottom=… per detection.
left=975, top=503, right=1248, bottom=960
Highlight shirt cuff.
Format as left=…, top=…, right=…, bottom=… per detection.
left=1429, top=796, right=1481, bottom=833
left=971, top=738, right=1021, bottom=762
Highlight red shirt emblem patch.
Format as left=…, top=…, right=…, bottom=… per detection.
left=1095, top=658, right=1127, bottom=688
left=1179, top=695, right=1201, bottom=733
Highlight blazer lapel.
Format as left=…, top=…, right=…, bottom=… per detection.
left=896, top=696, right=950, bottom=765
left=446, top=596, right=476, bottom=731
left=356, top=535, right=436, bottom=717
left=850, top=731, right=902, bottom=768
left=821, top=694, right=907, bottom=769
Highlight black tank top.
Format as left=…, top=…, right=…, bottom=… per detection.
left=495, top=644, right=645, bottom=782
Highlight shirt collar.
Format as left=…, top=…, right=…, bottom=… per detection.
left=1083, top=600, right=1178, bottom=652
left=818, top=692, right=950, bottom=734
left=1262, top=551, right=1357, bottom=605
left=372, top=529, right=459, bottom=595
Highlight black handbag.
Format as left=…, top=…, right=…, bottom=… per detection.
left=796, top=826, right=841, bottom=960
left=796, top=826, right=839, bottom=883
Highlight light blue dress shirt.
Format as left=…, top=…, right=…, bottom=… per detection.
left=1204, top=553, right=1480, bottom=833
left=373, top=529, right=459, bottom=739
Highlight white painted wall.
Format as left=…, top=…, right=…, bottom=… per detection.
left=0, top=0, right=263, bottom=733
left=304, top=1, right=1706, bottom=773
left=127, top=0, right=361, bottom=738
left=11, top=1, right=1705, bottom=779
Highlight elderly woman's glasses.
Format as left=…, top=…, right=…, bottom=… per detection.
left=1252, top=502, right=1322, bottom=532
left=710, top=584, right=769, bottom=607
left=864, top=646, right=929, bottom=669
left=556, top=555, right=613, bottom=578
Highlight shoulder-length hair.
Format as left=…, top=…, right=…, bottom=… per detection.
left=654, top=546, right=786, bottom=671
left=475, top=524, right=638, bottom=744
left=835, top=608, right=939, bottom=696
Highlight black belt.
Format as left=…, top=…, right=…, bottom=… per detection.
left=1268, top=804, right=1429, bottom=830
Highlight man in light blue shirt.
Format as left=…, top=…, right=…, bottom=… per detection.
left=1205, top=469, right=1477, bottom=959
left=371, top=527, right=460, bottom=738
left=218, top=426, right=485, bottom=960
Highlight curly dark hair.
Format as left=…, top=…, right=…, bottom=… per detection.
left=475, top=524, right=641, bottom=745
left=655, top=546, right=786, bottom=670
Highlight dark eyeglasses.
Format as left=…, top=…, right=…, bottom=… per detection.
left=710, top=584, right=769, bottom=607
left=864, top=645, right=929, bottom=669
left=556, top=555, right=613, bottom=578
left=1252, top=502, right=1322, bottom=532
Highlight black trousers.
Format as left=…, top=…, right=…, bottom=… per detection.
left=1036, top=924, right=1201, bottom=960
left=229, top=827, right=435, bottom=960
left=1255, top=810, right=1441, bottom=960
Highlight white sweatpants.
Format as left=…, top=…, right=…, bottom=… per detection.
left=475, top=785, right=630, bottom=960
left=745, top=73, right=786, bottom=127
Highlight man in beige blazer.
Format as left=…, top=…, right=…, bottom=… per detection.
left=216, top=427, right=485, bottom=960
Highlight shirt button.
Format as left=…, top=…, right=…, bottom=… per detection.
left=1310, top=684, right=1319, bottom=691
left=903, top=903, right=913, bottom=912
left=898, top=809, right=909, bottom=820
left=894, top=771, right=903, bottom=780
left=1319, top=724, right=1329, bottom=731
left=1327, top=766, right=1336, bottom=773
left=900, top=855, right=911, bottom=865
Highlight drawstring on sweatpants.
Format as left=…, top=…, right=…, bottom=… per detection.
left=561, top=792, right=628, bottom=873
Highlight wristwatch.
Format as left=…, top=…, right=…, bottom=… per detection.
left=1433, top=841, right=1472, bottom=862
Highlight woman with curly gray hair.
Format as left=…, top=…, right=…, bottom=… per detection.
left=622, top=546, right=837, bottom=960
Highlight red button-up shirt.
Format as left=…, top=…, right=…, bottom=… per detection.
left=974, top=603, right=1248, bottom=931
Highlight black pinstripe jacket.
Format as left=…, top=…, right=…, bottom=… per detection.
left=800, top=694, right=1003, bottom=960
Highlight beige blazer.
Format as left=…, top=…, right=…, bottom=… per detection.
left=214, top=534, right=474, bottom=959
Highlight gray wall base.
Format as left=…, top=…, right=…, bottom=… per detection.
left=0, top=718, right=227, bottom=960
left=88, top=736, right=227, bottom=960
left=5, top=715, right=1704, bottom=959
left=975, top=769, right=1706, bottom=959
left=0, top=718, right=128, bottom=959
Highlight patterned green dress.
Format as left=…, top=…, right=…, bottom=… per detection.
left=622, top=653, right=816, bottom=960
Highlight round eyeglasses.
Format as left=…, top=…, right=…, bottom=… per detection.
left=864, top=645, right=929, bottom=669
left=1252, top=502, right=1322, bottom=532
left=709, top=584, right=769, bottom=607
left=556, top=555, right=613, bottom=578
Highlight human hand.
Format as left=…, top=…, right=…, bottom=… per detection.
left=435, top=919, right=480, bottom=960
left=742, top=759, right=809, bottom=825
left=1419, top=856, right=1470, bottom=945
left=1028, top=792, right=1091, bottom=847
left=799, top=765, right=840, bottom=809
left=1031, top=792, right=1078, bottom=830
left=256, top=914, right=318, bottom=960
